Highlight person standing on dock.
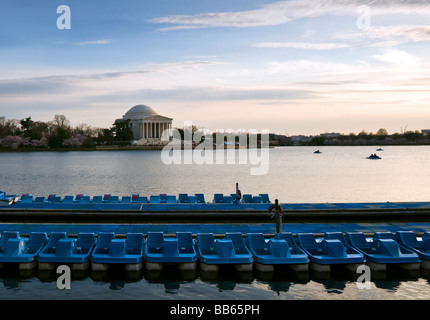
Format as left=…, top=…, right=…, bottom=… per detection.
left=235, top=183, right=242, bottom=204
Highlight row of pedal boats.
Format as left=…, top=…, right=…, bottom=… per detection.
left=0, top=192, right=271, bottom=206
left=0, top=230, right=429, bottom=273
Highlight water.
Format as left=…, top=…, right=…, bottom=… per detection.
left=0, top=145, right=430, bottom=301
left=2, top=145, right=430, bottom=203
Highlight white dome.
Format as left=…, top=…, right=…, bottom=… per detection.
left=123, top=105, right=158, bottom=119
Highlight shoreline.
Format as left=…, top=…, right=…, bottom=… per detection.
left=0, top=143, right=430, bottom=153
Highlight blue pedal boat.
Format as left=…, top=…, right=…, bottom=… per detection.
left=0, top=231, right=48, bottom=269
left=395, top=231, right=430, bottom=269
left=242, top=194, right=253, bottom=203
left=90, top=232, right=144, bottom=271
left=245, top=232, right=309, bottom=272
left=144, top=232, right=197, bottom=271
left=178, top=193, right=189, bottom=203
left=20, top=194, right=34, bottom=203
left=131, top=194, right=148, bottom=203
left=213, top=193, right=224, bottom=203
left=296, top=233, right=365, bottom=272
left=346, top=232, right=420, bottom=271
left=62, top=195, right=74, bottom=204
left=195, top=193, right=205, bottom=204
left=37, top=232, right=96, bottom=270
left=259, top=194, right=271, bottom=203
left=195, top=232, right=253, bottom=272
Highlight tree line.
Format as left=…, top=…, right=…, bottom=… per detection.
left=1, top=115, right=428, bottom=150
left=269, top=128, right=430, bottom=146
left=0, top=115, right=133, bottom=150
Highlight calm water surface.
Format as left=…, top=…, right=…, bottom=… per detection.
left=1, top=145, right=430, bottom=203
left=0, top=145, right=430, bottom=300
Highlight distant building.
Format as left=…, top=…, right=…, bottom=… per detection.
left=116, top=104, right=173, bottom=145
left=421, top=129, right=430, bottom=135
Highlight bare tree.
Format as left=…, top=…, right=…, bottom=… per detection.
left=53, top=114, right=70, bottom=130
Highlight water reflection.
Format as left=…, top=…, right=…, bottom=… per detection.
left=89, top=269, right=146, bottom=291
left=199, top=265, right=254, bottom=286
left=254, top=265, right=309, bottom=295
left=143, top=264, right=198, bottom=295
left=2, top=278, right=24, bottom=290
left=308, top=265, right=358, bottom=294
left=0, top=265, right=33, bottom=290
left=268, top=282, right=293, bottom=294
left=256, top=264, right=426, bottom=296
left=90, top=264, right=144, bottom=287
left=372, top=268, right=421, bottom=292
left=256, top=271, right=308, bottom=283
left=0, top=260, right=427, bottom=298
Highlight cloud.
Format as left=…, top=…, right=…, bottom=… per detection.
left=156, top=25, right=209, bottom=32
left=373, top=49, right=420, bottom=66
left=115, top=86, right=319, bottom=102
left=267, top=59, right=368, bottom=75
left=0, top=60, right=229, bottom=116
left=150, top=0, right=430, bottom=30
left=0, top=78, right=75, bottom=96
left=253, top=42, right=351, bottom=50
left=335, top=25, right=430, bottom=47
left=0, top=60, right=222, bottom=83
left=72, top=39, right=112, bottom=46
left=365, top=26, right=430, bottom=42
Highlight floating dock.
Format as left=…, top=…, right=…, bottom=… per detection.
left=1, top=191, right=430, bottom=223
left=1, top=191, right=430, bottom=275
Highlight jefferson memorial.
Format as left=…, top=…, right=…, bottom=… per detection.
left=116, top=104, right=173, bottom=145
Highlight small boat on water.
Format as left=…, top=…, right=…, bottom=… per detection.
left=314, top=150, right=322, bottom=154
left=367, top=154, right=381, bottom=159
left=376, top=148, right=383, bottom=151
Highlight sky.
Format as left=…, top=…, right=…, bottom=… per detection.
left=0, top=0, right=430, bottom=136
